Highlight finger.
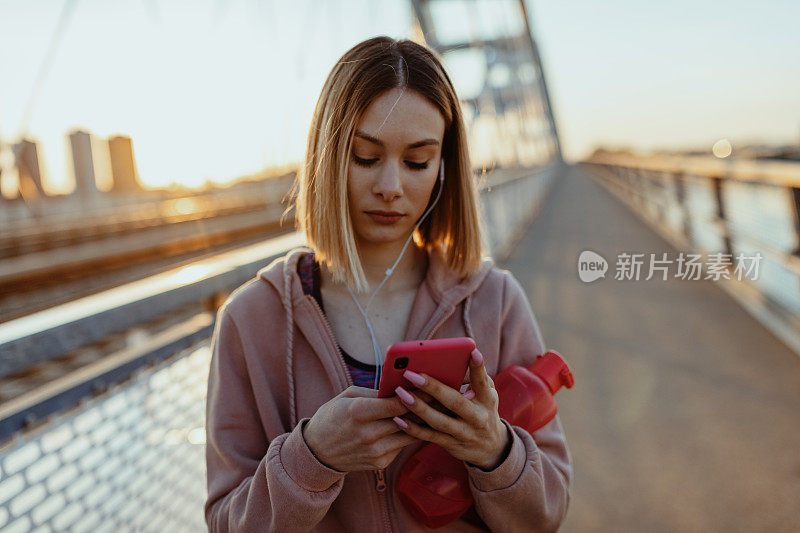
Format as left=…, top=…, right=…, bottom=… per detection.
left=350, top=395, right=410, bottom=421
left=468, top=348, right=495, bottom=405
left=359, top=418, right=409, bottom=443
left=399, top=395, right=467, bottom=427
left=414, top=390, right=435, bottom=403
left=393, top=415, right=458, bottom=449
left=398, top=399, right=457, bottom=427
left=402, top=370, right=483, bottom=427
left=342, top=385, right=379, bottom=398
left=399, top=411, right=428, bottom=427
left=395, top=386, right=468, bottom=438
left=375, top=430, right=419, bottom=454
left=374, top=433, right=420, bottom=468
left=424, top=398, right=461, bottom=418
left=401, top=378, right=460, bottom=416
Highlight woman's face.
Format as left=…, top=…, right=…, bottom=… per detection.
left=347, top=88, right=445, bottom=248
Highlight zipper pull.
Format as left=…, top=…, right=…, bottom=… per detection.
left=375, top=469, right=386, bottom=492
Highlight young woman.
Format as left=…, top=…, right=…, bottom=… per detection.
left=205, top=36, right=572, bottom=532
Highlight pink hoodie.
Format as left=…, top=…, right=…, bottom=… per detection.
left=204, top=245, right=573, bottom=532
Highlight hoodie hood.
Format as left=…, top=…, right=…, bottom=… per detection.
left=257, top=242, right=495, bottom=427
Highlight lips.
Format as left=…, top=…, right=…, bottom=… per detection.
left=366, top=211, right=405, bottom=225
left=366, top=211, right=403, bottom=216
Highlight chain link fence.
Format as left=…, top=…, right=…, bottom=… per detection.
left=0, top=343, right=211, bottom=532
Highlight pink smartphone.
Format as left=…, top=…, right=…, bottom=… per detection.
left=377, top=337, right=475, bottom=398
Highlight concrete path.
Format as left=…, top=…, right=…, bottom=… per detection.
left=498, top=165, right=800, bottom=532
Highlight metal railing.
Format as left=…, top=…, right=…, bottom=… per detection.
left=480, top=164, right=562, bottom=258
left=0, top=162, right=563, bottom=531
left=584, top=152, right=800, bottom=341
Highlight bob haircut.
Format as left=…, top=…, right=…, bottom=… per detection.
left=287, top=36, right=486, bottom=293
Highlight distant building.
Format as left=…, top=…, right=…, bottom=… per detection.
left=108, top=135, right=142, bottom=193
left=14, top=139, right=46, bottom=198
left=69, top=130, right=100, bottom=203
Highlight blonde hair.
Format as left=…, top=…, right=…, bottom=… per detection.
left=285, top=36, right=485, bottom=293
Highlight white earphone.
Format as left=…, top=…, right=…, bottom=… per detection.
left=346, top=156, right=445, bottom=388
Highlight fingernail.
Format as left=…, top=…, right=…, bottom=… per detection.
left=393, top=416, right=409, bottom=429
left=395, top=386, right=415, bottom=405
left=471, top=349, right=483, bottom=365
left=403, top=370, right=426, bottom=387
left=462, top=389, right=476, bottom=400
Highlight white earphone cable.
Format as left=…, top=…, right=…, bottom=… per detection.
left=346, top=157, right=445, bottom=388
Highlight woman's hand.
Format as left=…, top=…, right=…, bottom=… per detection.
left=392, top=348, right=512, bottom=471
left=303, top=385, right=421, bottom=472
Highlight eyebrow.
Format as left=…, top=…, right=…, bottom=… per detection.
left=354, top=130, right=439, bottom=149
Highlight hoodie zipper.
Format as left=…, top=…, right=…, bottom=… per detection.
left=375, top=469, right=387, bottom=491
left=375, top=469, right=392, bottom=532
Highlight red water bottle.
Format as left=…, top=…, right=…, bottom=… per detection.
left=396, top=350, right=575, bottom=529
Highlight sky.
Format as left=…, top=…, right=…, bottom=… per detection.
left=528, top=0, right=800, bottom=159
left=1, top=0, right=798, bottom=195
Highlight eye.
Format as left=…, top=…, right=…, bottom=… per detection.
left=406, top=161, right=429, bottom=171
left=352, top=154, right=378, bottom=167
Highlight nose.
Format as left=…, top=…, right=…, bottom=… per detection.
left=373, top=160, right=402, bottom=201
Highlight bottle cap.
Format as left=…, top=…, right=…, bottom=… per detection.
left=530, top=350, right=575, bottom=393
